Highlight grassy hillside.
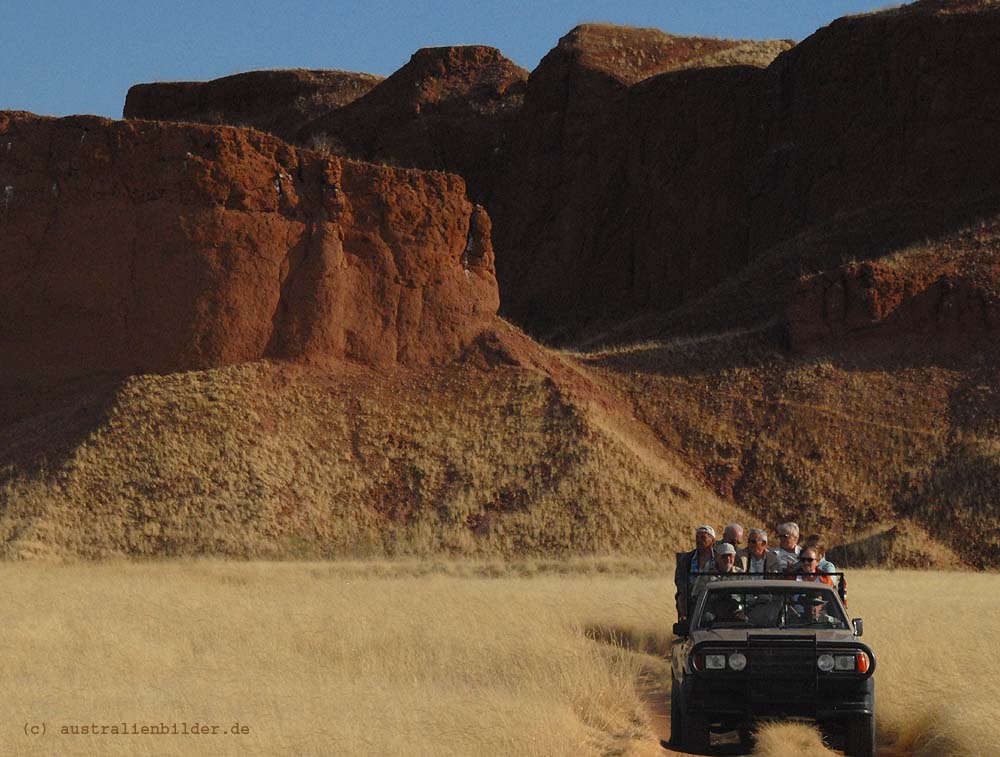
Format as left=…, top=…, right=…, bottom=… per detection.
left=568, top=218, right=1000, bottom=568
left=1, top=303, right=993, bottom=564
left=0, top=324, right=751, bottom=559
left=577, top=331, right=985, bottom=567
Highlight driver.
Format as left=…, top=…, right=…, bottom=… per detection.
left=805, top=594, right=839, bottom=625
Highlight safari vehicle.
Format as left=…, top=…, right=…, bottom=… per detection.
left=670, top=577, right=876, bottom=756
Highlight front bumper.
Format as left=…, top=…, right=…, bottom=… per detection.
left=685, top=674, right=874, bottom=720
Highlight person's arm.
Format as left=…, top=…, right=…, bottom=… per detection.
left=764, top=552, right=780, bottom=573
left=674, top=552, right=690, bottom=619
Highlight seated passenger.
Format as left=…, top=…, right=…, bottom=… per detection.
left=745, top=528, right=780, bottom=574
left=796, top=547, right=835, bottom=587
left=712, top=542, right=744, bottom=576
left=802, top=534, right=838, bottom=584
left=674, top=525, right=719, bottom=619
left=721, top=523, right=747, bottom=564
left=692, top=543, right=744, bottom=595
left=771, top=521, right=802, bottom=572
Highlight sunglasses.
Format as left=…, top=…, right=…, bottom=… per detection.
left=800, top=557, right=816, bottom=562
left=747, top=539, right=764, bottom=544
left=778, top=533, right=793, bottom=538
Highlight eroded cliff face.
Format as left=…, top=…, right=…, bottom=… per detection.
left=116, top=5, right=1000, bottom=347
left=0, top=112, right=498, bottom=382
left=297, top=46, right=529, bottom=204
left=495, top=4, right=1000, bottom=339
left=488, top=24, right=793, bottom=338
left=123, top=69, right=383, bottom=144
left=788, top=259, right=1000, bottom=354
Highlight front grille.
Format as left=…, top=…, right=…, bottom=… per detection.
left=747, top=635, right=817, bottom=708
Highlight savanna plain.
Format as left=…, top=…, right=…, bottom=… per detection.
left=2, top=561, right=996, bottom=757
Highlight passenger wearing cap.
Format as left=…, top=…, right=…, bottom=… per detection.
left=674, top=525, right=718, bottom=620
left=692, top=541, right=744, bottom=595
left=687, top=525, right=718, bottom=573
left=713, top=542, right=740, bottom=570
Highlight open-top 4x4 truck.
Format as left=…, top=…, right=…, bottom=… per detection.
left=671, top=575, right=875, bottom=756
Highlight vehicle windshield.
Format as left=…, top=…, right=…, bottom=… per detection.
left=696, top=587, right=849, bottom=630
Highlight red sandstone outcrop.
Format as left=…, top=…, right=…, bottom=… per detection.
left=297, top=46, right=528, bottom=203
left=0, top=112, right=498, bottom=382
left=788, top=259, right=1000, bottom=353
left=124, top=69, right=383, bottom=143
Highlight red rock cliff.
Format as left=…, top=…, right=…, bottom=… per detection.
left=0, top=112, right=499, bottom=382
left=788, top=258, right=1000, bottom=353
left=297, top=46, right=528, bottom=203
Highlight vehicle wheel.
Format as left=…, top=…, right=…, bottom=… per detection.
left=669, top=679, right=683, bottom=746
left=818, top=720, right=845, bottom=752
left=682, top=709, right=710, bottom=754
left=844, top=713, right=875, bottom=757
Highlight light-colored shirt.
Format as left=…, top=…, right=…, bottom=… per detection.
left=771, top=546, right=800, bottom=572
left=689, top=551, right=715, bottom=574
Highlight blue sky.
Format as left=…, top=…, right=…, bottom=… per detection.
left=3, top=1, right=893, bottom=119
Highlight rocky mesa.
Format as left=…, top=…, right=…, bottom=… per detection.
left=0, top=111, right=499, bottom=383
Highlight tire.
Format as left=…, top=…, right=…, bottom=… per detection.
left=818, top=720, right=846, bottom=752
left=669, top=678, right=683, bottom=746
left=844, top=713, right=876, bottom=757
left=682, top=708, right=710, bottom=755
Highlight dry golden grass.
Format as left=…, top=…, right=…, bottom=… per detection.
left=676, top=40, right=794, bottom=70
left=0, top=559, right=665, bottom=757
left=753, top=722, right=842, bottom=757
left=1, top=563, right=998, bottom=757
left=851, top=570, right=1000, bottom=757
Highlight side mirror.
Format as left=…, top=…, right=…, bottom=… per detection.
left=852, top=618, right=864, bottom=637
left=673, top=621, right=689, bottom=637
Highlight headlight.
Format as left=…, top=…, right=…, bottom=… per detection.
left=728, top=652, right=747, bottom=671
left=705, top=654, right=726, bottom=670
left=817, top=654, right=835, bottom=672
left=834, top=655, right=856, bottom=671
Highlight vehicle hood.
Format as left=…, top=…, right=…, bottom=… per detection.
left=691, top=628, right=859, bottom=644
